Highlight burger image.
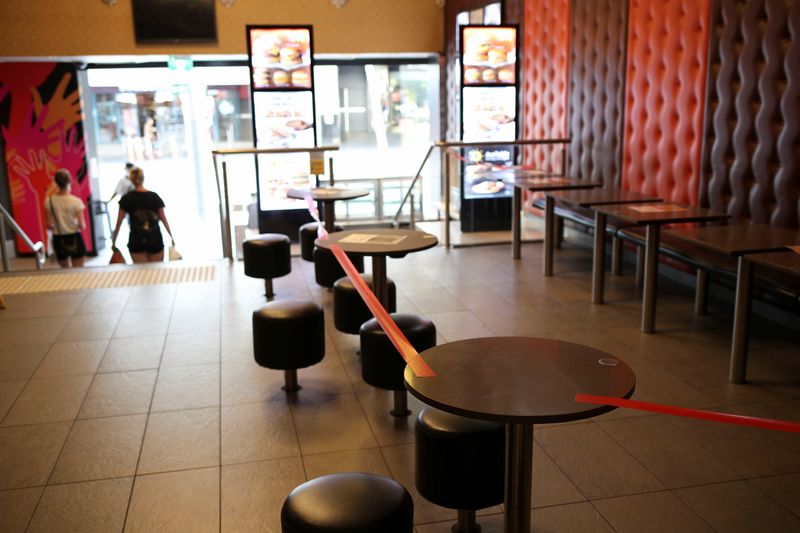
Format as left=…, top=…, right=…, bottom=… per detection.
left=488, top=47, right=508, bottom=65
left=464, top=67, right=482, bottom=84
left=280, top=46, right=303, bottom=66
left=497, top=68, right=515, bottom=83
left=253, top=68, right=270, bottom=87
left=481, top=68, right=497, bottom=83
left=272, top=69, right=290, bottom=86
left=291, top=69, right=310, bottom=87
left=465, top=35, right=492, bottom=63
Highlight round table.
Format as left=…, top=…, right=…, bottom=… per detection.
left=404, top=336, right=636, bottom=533
left=287, top=187, right=370, bottom=233
left=315, top=228, right=438, bottom=307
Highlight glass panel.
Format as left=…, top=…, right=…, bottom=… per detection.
left=484, top=3, right=503, bottom=25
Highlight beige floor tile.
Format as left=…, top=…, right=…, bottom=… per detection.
left=293, top=354, right=354, bottom=397
left=221, top=458, right=305, bottom=532
left=162, top=330, right=220, bottom=367
left=221, top=401, right=299, bottom=465
left=676, top=480, right=800, bottom=532
left=138, top=407, right=220, bottom=474
left=303, top=448, right=392, bottom=479
left=78, top=370, right=157, bottom=419
left=0, top=293, right=85, bottom=320
left=2, top=375, right=92, bottom=426
left=355, top=389, right=420, bottom=446
left=125, top=467, right=219, bottom=533
left=598, top=415, right=740, bottom=488
left=0, top=422, right=71, bottom=489
left=114, top=308, right=172, bottom=338
left=382, top=443, right=457, bottom=525
left=423, top=310, right=496, bottom=342
left=531, top=501, right=616, bottom=532
left=444, top=283, right=515, bottom=310
left=531, top=442, right=585, bottom=508
left=594, top=491, right=714, bottom=532
left=150, top=364, right=219, bottom=412
left=221, top=360, right=292, bottom=405
left=28, top=477, right=132, bottom=533
left=0, top=316, right=70, bottom=346
left=57, top=312, right=121, bottom=342
left=727, top=399, right=800, bottom=455
left=99, top=335, right=165, bottom=373
left=535, top=422, right=665, bottom=499
left=125, top=285, right=177, bottom=311
left=402, top=288, right=466, bottom=314
left=50, top=415, right=146, bottom=484
left=416, top=513, right=503, bottom=533
left=0, top=486, right=43, bottom=532
left=751, top=472, right=800, bottom=517
left=78, top=288, right=131, bottom=316
left=0, top=343, right=51, bottom=381
left=168, top=306, right=221, bottom=334
left=33, top=339, right=109, bottom=378
left=291, top=393, right=378, bottom=455
left=0, top=381, right=25, bottom=420
left=625, top=362, right=720, bottom=410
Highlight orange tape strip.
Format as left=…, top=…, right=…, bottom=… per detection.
left=329, top=244, right=435, bottom=378
left=575, top=394, right=800, bottom=433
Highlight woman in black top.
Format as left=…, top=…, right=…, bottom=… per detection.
left=111, top=167, right=175, bottom=263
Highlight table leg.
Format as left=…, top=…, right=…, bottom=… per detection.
left=371, top=255, right=390, bottom=309
left=592, top=212, right=607, bottom=305
left=504, top=423, right=533, bottom=533
left=543, top=196, right=555, bottom=276
left=512, top=187, right=522, bottom=260
left=730, top=257, right=753, bottom=384
left=641, top=225, right=660, bottom=333
left=323, top=202, right=335, bottom=234
left=611, top=235, right=622, bottom=276
left=694, top=269, right=708, bottom=315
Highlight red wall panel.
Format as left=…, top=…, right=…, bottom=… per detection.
left=521, top=0, right=570, bottom=173
left=622, top=0, right=712, bottom=205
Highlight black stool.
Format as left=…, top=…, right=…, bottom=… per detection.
left=313, top=246, right=364, bottom=288
left=281, top=472, right=413, bottom=532
left=299, top=222, right=343, bottom=261
left=360, top=314, right=436, bottom=416
left=252, top=300, right=324, bottom=392
left=333, top=275, right=397, bottom=334
left=415, top=407, right=505, bottom=533
left=243, top=233, right=291, bottom=299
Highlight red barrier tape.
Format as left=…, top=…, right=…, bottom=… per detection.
left=575, top=394, right=800, bottom=434
left=329, top=244, right=435, bottom=378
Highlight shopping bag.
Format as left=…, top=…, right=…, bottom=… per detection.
left=109, top=246, right=126, bottom=265
left=168, top=245, right=182, bottom=261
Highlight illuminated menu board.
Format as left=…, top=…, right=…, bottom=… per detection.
left=461, top=26, right=517, bottom=86
left=248, top=27, right=313, bottom=90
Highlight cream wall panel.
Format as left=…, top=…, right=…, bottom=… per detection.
left=0, top=0, right=444, bottom=56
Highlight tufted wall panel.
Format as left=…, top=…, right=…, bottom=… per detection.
left=700, top=0, right=800, bottom=229
left=567, top=0, right=629, bottom=186
left=622, top=0, right=712, bottom=204
left=521, top=0, right=570, bottom=173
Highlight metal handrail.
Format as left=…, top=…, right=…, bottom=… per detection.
left=211, top=145, right=340, bottom=260
left=0, top=203, right=45, bottom=272
left=392, top=138, right=571, bottom=246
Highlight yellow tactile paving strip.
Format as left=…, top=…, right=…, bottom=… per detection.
left=0, top=265, right=216, bottom=294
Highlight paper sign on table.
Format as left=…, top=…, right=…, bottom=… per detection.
left=339, top=233, right=407, bottom=245
left=628, top=204, right=688, bottom=213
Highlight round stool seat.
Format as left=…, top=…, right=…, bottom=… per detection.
left=243, top=233, right=291, bottom=279
left=333, top=275, right=397, bottom=334
left=360, top=314, right=436, bottom=391
left=415, top=407, right=505, bottom=513
left=313, top=246, right=364, bottom=288
left=281, top=473, right=414, bottom=533
left=299, top=222, right=343, bottom=261
left=253, top=300, right=324, bottom=391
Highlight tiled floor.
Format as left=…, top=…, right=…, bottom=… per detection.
left=1, top=240, right=799, bottom=532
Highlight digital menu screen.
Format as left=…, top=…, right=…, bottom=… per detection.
left=253, top=91, right=315, bottom=149
left=461, top=86, right=517, bottom=143
left=249, top=27, right=312, bottom=90
left=462, top=148, right=515, bottom=200
left=461, top=26, right=517, bottom=86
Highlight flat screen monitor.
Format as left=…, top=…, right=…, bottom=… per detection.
left=132, top=0, right=217, bottom=43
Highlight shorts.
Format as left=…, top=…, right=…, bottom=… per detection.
left=53, top=233, right=87, bottom=261
left=128, top=230, right=164, bottom=254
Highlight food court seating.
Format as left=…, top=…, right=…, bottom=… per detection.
left=242, top=233, right=291, bottom=299
left=313, top=247, right=365, bottom=289
left=298, top=221, right=342, bottom=262
left=333, top=274, right=396, bottom=335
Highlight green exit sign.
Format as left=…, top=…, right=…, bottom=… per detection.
left=168, top=56, right=194, bottom=71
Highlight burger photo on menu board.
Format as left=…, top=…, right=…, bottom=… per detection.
left=462, top=27, right=516, bottom=85
left=250, top=28, right=311, bottom=89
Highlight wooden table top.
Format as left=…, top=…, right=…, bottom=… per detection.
left=747, top=250, right=800, bottom=275
left=595, top=203, right=730, bottom=225
left=404, top=337, right=636, bottom=424
left=667, top=224, right=800, bottom=256
left=286, top=187, right=370, bottom=202
left=547, top=188, right=663, bottom=208
left=511, top=176, right=602, bottom=192
left=315, top=228, right=438, bottom=257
